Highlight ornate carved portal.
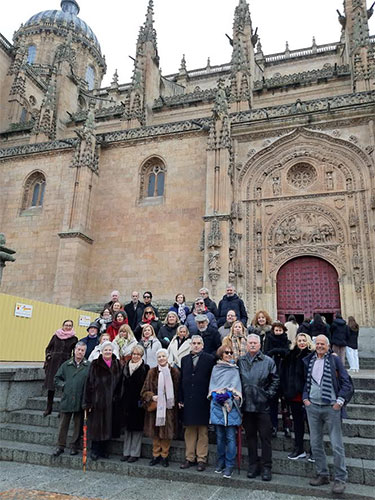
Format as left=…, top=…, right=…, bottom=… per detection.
left=276, top=257, right=341, bottom=321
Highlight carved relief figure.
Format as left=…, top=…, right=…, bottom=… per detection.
left=272, top=175, right=281, bottom=195
left=326, top=170, right=334, bottom=190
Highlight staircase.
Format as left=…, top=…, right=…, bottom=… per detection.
left=0, top=372, right=374, bottom=499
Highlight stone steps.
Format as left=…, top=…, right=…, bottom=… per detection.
left=0, top=439, right=374, bottom=499
left=1, top=421, right=374, bottom=462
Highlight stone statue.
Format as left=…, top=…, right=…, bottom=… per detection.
left=0, top=234, right=16, bottom=284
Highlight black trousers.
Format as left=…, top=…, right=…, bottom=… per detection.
left=242, top=411, right=272, bottom=470
left=289, top=401, right=307, bottom=452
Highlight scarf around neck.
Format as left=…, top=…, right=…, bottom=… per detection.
left=55, top=328, right=76, bottom=340
left=128, top=359, right=143, bottom=376
left=177, top=303, right=187, bottom=323
left=306, top=352, right=333, bottom=404
left=156, top=365, right=174, bottom=426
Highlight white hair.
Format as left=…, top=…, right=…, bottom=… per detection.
left=247, top=333, right=261, bottom=343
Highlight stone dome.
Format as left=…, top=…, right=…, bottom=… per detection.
left=23, top=0, right=101, bottom=53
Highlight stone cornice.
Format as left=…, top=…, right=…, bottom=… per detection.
left=58, top=231, right=93, bottom=244
left=203, top=214, right=231, bottom=222
left=0, top=140, right=76, bottom=160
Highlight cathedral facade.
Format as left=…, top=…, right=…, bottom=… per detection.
left=0, top=0, right=374, bottom=328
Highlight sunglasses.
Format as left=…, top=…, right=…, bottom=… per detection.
left=144, top=295, right=151, bottom=299
left=145, top=311, right=153, bottom=315
left=224, top=351, right=233, bottom=355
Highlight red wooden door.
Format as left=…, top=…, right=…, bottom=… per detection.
left=277, top=257, right=340, bottom=321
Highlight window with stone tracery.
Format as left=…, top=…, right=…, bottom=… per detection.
left=139, top=157, right=166, bottom=205
left=27, top=45, right=36, bottom=65
left=287, top=162, right=317, bottom=189
left=20, top=171, right=46, bottom=214
left=85, top=66, right=95, bottom=91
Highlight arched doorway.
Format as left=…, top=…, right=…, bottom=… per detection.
left=276, top=257, right=341, bottom=324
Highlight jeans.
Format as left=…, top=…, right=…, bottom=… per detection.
left=215, top=425, right=237, bottom=470
left=306, top=403, right=347, bottom=482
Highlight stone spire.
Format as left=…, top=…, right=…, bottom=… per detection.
left=32, top=69, right=57, bottom=140
left=123, top=0, right=161, bottom=126
left=229, top=0, right=255, bottom=111
left=343, top=0, right=375, bottom=91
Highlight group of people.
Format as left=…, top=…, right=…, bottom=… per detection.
left=43, top=286, right=357, bottom=495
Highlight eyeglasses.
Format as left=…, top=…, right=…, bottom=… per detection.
left=195, top=302, right=204, bottom=305
left=224, top=351, right=233, bottom=355
left=145, top=311, right=153, bottom=315
left=143, top=295, right=151, bottom=299
left=64, top=324, right=73, bottom=328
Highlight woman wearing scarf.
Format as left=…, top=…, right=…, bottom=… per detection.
left=141, top=348, right=180, bottom=467
left=94, top=307, right=112, bottom=334
left=222, top=320, right=248, bottom=362
left=167, top=325, right=192, bottom=369
left=169, top=293, right=190, bottom=325
left=43, top=319, right=78, bottom=416
left=134, top=307, right=162, bottom=341
left=248, top=310, right=273, bottom=350
left=106, top=310, right=128, bottom=341
left=138, top=324, right=162, bottom=368
left=113, top=324, right=138, bottom=364
left=158, top=311, right=180, bottom=348
left=208, top=346, right=242, bottom=479
left=84, top=341, right=122, bottom=461
left=120, top=345, right=149, bottom=463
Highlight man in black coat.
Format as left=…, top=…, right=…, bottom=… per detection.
left=217, top=284, right=248, bottom=327
left=179, top=335, right=215, bottom=472
left=199, top=287, right=219, bottom=318
left=194, top=314, right=221, bottom=356
left=124, top=291, right=144, bottom=330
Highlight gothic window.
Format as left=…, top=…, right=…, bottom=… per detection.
left=27, top=45, right=36, bottom=64
left=139, top=157, right=166, bottom=205
left=20, top=171, right=46, bottom=214
left=286, top=163, right=317, bottom=189
left=85, top=66, right=95, bottom=91
left=20, top=108, right=28, bottom=122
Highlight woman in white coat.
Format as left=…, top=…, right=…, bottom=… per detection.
left=167, top=325, right=191, bottom=369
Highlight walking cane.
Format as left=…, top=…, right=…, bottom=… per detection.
left=82, top=409, right=88, bottom=472
left=237, top=426, right=242, bottom=474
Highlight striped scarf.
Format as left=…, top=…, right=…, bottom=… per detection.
left=306, top=353, right=333, bottom=404
left=230, top=335, right=247, bottom=361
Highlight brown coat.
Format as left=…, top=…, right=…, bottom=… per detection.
left=44, top=334, right=78, bottom=391
left=141, top=366, right=180, bottom=440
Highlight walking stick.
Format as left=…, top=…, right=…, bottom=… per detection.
left=237, top=426, right=242, bottom=474
left=82, top=409, right=88, bottom=472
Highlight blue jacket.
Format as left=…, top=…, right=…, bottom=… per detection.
left=210, top=396, right=242, bottom=426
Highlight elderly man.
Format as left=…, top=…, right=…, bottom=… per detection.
left=238, top=334, right=279, bottom=482
left=186, top=297, right=217, bottom=334
left=218, top=310, right=237, bottom=340
left=52, top=342, right=90, bottom=457
left=194, top=314, right=221, bottom=357
left=125, top=291, right=144, bottom=330
left=303, top=334, right=352, bottom=495
left=217, top=284, right=248, bottom=327
left=199, top=287, right=218, bottom=318
left=179, top=335, right=215, bottom=471
left=104, top=290, right=120, bottom=310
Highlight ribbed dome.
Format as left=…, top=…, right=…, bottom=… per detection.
left=24, top=0, right=101, bottom=53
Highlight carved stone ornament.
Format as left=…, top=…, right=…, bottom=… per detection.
left=207, top=219, right=222, bottom=248
left=287, top=163, right=317, bottom=189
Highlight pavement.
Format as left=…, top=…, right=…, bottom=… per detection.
left=0, top=461, right=328, bottom=500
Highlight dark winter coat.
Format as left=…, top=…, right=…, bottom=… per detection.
left=217, top=294, right=248, bottom=327
left=330, top=318, right=349, bottom=347
left=134, top=319, right=162, bottom=341
left=238, top=351, right=279, bottom=413
left=44, top=334, right=78, bottom=391
left=120, top=360, right=149, bottom=432
left=79, top=335, right=99, bottom=359
left=179, top=352, right=215, bottom=426
left=279, top=347, right=311, bottom=401
left=346, top=327, right=359, bottom=349
left=198, top=325, right=222, bottom=357
left=185, top=311, right=218, bottom=334
left=263, top=332, right=290, bottom=372
left=204, top=297, right=219, bottom=318
left=141, top=366, right=180, bottom=440
left=297, top=321, right=311, bottom=335
left=125, top=301, right=145, bottom=331
left=83, top=354, right=122, bottom=441
left=158, top=324, right=179, bottom=348
left=310, top=320, right=330, bottom=340
left=54, top=357, right=90, bottom=412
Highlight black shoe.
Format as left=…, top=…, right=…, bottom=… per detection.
left=247, top=466, right=259, bottom=479
left=197, top=461, right=206, bottom=472
left=128, top=456, right=138, bottom=463
left=120, top=455, right=129, bottom=462
left=149, top=456, right=161, bottom=466
left=310, top=475, right=330, bottom=486
left=180, top=460, right=194, bottom=469
left=262, top=468, right=272, bottom=481
left=70, top=449, right=78, bottom=456
left=288, top=449, right=307, bottom=460
left=272, top=427, right=277, bottom=438
left=161, top=457, right=169, bottom=467
left=90, top=452, right=99, bottom=461
left=284, top=428, right=291, bottom=438
left=52, top=448, right=64, bottom=457
left=43, top=408, right=52, bottom=417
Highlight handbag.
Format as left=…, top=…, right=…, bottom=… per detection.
left=146, top=400, right=157, bottom=412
